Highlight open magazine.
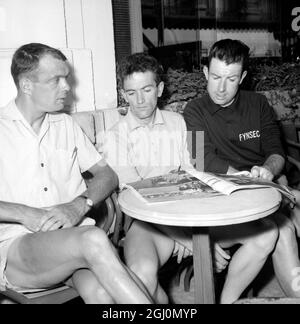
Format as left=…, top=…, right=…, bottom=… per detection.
left=123, top=169, right=296, bottom=205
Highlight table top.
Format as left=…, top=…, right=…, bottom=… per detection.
left=118, top=187, right=282, bottom=227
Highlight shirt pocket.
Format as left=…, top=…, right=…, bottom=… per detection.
left=48, top=148, right=78, bottom=181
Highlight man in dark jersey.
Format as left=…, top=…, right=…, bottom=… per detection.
left=184, top=39, right=285, bottom=178
left=184, top=39, right=299, bottom=300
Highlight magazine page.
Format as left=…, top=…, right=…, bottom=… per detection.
left=123, top=170, right=223, bottom=204
left=187, top=169, right=275, bottom=195
left=186, top=169, right=241, bottom=195
left=216, top=172, right=296, bottom=203
left=123, top=169, right=296, bottom=204
left=188, top=169, right=296, bottom=203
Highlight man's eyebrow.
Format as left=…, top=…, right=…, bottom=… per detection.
left=141, top=84, right=155, bottom=89
left=210, top=72, right=221, bottom=77
left=210, top=72, right=239, bottom=78
left=49, top=72, right=70, bottom=80
left=125, top=84, right=155, bottom=92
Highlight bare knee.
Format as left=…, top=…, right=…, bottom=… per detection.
left=252, top=220, right=279, bottom=256
left=79, top=227, right=115, bottom=262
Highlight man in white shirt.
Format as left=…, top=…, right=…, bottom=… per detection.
left=0, top=43, right=153, bottom=304
left=103, top=53, right=194, bottom=304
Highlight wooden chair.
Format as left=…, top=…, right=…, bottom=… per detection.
left=0, top=193, right=121, bottom=304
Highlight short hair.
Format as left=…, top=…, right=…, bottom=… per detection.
left=118, top=53, right=164, bottom=87
left=208, top=39, right=250, bottom=72
left=11, top=43, right=67, bottom=88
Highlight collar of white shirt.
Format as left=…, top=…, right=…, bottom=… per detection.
left=0, top=100, right=63, bottom=124
left=125, top=108, right=165, bottom=132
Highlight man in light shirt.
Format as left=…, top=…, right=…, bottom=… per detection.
left=103, top=53, right=194, bottom=304
left=103, top=53, right=279, bottom=304
left=0, top=43, right=153, bottom=304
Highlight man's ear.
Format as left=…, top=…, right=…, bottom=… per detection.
left=121, top=89, right=129, bottom=103
left=19, top=77, right=33, bottom=95
left=239, top=71, right=248, bottom=85
left=157, top=81, right=164, bottom=98
left=203, top=66, right=209, bottom=81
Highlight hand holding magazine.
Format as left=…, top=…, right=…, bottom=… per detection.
left=123, top=168, right=296, bottom=205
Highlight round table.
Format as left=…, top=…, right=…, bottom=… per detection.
left=119, top=187, right=281, bottom=304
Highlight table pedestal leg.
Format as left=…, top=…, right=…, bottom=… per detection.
left=192, top=227, right=215, bottom=304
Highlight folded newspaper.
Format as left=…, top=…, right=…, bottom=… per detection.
left=123, top=169, right=296, bottom=205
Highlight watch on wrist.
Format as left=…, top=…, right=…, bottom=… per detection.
left=79, top=195, right=94, bottom=210
left=86, top=198, right=94, bottom=208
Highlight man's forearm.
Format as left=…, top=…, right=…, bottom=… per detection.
left=86, top=163, right=119, bottom=206
left=0, top=201, right=32, bottom=224
left=263, top=154, right=285, bottom=177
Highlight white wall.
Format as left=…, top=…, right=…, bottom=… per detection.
left=0, top=0, right=117, bottom=111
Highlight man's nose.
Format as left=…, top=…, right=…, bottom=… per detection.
left=137, top=91, right=145, bottom=104
left=218, top=79, right=226, bottom=93
left=61, top=78, right=70, bottom=92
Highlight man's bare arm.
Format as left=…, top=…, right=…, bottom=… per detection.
left=263, top=154, right=285, bottom=177
left=251, top=154, right=285, bottom=181
left=0, top=201, right=49, bottom=232
left=41, top=160, right=119, bottom=231
left=85, top=159, right=119, bottom=206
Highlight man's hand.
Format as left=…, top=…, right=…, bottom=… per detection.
left=173, top=241, right=192, bottom=264
left=213, top=243, right=231, bottom=273
left=20, top=207, right=52, bottom=233
left=251, top=154, right=285, bottom=181
left=250, top=165, right=274, bottom=181
left=39, top=198, right=87, bottom=232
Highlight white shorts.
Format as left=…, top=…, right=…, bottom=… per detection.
left=0, top=235, right=28, bottom=292
left=0, top=217, right=96, bottom=292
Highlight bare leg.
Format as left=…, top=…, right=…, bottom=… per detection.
left=5, top=226, right=153, bottom=304
left=290, top=190, right=300, bottom=238
left=211, top=218, right=278, bottom=304
left=272, top=212, right=300, bottom=297
left=124, top=221, right=175, bottom=304
left=72, top=257, right=152, bottom=304
left=72, top=269, right=115, bottom=304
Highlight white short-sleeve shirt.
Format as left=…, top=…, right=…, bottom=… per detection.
left=103, top=108, right=192, bottom=185
left=0, top=100, right=103, bottom=240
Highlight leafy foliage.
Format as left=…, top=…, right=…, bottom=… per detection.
left=117, top=60, right=300, bottom=120
left=161, top=68, right=207, bottom=106
left=250, top=62, right=300, bottom=92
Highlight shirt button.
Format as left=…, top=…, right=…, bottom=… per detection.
left=44, top=187, right=48, bottom=192
left=41, top=163, right=44, bottom=167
